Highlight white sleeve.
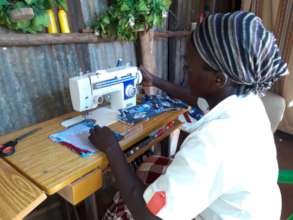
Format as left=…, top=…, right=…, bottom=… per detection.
left=143, top=132, right=225, bottom=220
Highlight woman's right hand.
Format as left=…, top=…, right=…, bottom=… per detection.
left=139, top=65, right=157, bottom=86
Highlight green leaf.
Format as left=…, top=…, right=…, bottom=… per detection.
left=101, top=15, right=110, bottom=25
left=120, top=2, right=130, bottom=11
left=25, top=0, right=40, bottom=5
left=32, top=13, right=49, bottom=27
left=91, top=0, right=170, bottom=41
left=24, top=0, right=33, bottom=5
left=56, top=0, right=68, bottom=11
left=14, top=2, right=26, bottom=9
left=164, top=0, right=172, bottom=8
left=41, top=0, right=53, bottom=9
left=15, top=20, right=31, bottom=30
left=4, top=14, right=11, bottom=25
left=0, top=0, right=7, bottom=7
left=137, top=0, right=147, bottom=12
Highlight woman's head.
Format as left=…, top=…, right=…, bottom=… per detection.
left=186, top=39, right=229, bottom=99
left=186, top=11, right=288, bottom=99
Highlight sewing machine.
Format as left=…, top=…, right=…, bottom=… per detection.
left=69, top=66, right=143, bottom=112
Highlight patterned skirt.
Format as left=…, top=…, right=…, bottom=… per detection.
left=102, top=155, right=172, bottom=220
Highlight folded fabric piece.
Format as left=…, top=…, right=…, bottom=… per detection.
left=49, top=119, right=97, bottom=157
left=49, top=119, right=123, bottom=157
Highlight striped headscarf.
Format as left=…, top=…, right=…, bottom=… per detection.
left=193, top=11, right=288, bottom=96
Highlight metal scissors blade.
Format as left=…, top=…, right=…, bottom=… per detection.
left=14, top=128, right=41, bottom=142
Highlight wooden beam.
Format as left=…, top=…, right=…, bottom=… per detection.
left=154, top=31, right=191, bottom=38
left=0, top=33, right=113, bottom=47
left=0, top=31, right=191, bottom=47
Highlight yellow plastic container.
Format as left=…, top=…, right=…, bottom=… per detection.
left=47, top=9, right=58, bottom=33
left=58, top=9, right=70, bottom=33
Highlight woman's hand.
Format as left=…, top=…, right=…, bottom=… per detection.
left=88, top=125, right=119, bottom=154
left=139, top=65, right=157, bottom=86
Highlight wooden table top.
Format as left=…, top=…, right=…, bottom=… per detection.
left=0, top=110, right=185, bottom=195
left=0, top=159, right=46, bottom=220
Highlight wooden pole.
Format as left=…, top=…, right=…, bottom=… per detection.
left=154, top=31, right=191, bottom=38
left=0, top=31, right=191, bottom=47
left=0, top=33, right=113, bottom=47
left=139, top=30, right=157, bottom=95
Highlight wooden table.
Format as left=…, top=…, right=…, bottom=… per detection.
left=0, top=109, right=185, bottom=210
left=0, top=159, right=46, bottom=220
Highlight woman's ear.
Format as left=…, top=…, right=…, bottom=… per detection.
left=214, top=72, right=228, bottom=88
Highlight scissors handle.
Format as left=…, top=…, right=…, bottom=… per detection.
left=0, top=140, right=17, bottom=157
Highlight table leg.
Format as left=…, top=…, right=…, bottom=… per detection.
left=73, top=206, right=81, bottom=220
left=84, top=194, right=99, bottom=220
left=61, top=199, right=73, bottom=220
left=160, top=136, right=170, bottom=156
left=160, top=128, right=181, bottom=157
left=176, top=130, right=189, bottom=153
left=169, top=128, right=181, bottom=156
left=63, top=194, right=98, bottom=220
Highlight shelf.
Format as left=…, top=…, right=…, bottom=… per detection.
left=0, top=31, right=191, bottom=47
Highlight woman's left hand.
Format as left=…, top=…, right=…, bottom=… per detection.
left=88, top=125, right=119, bottom=154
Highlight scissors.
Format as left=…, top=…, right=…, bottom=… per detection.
left=0, top=128, right=41, bottom=157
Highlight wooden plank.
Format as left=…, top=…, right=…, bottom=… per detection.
left=67, top=0, right=86, bottom=33
left=154, top=31, right=191, bottom=38
left=0, top=159, right=46, bottom=220
left=0, top=33, right=113, bottom=47
left=0, top=32, right=190, bottom=47
left=0, top=110, right=186, bottom=195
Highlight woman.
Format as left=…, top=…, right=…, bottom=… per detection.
left=89, top=11, right=288, bottom=220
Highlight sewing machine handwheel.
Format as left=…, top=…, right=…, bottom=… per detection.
left=136, top=70, right=143, bottom=84
left=126, top=85, right=136, bottom=98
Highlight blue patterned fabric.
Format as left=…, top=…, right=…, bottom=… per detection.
left=119, top=95, right=188, bottom=124
left=193, top=11, right=288, bottom=95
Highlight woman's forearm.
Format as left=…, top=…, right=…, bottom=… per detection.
left=105, top=144, right=161, bottom=220
left=153, top=77, right=196, bottom=106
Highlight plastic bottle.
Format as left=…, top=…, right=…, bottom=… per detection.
left=58, top=9, right=70, bottom=33
left=47, top=9, right=58, bottom=33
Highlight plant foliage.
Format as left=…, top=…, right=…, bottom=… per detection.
left=0, top=0, right=67, bottom=33
left=92, top=0, right=171, bottom=41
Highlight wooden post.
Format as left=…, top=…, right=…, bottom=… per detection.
left=168, top=0, right=195, bottom=85
left=139, top=30, right=157, bottom=95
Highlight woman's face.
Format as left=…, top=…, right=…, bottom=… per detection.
left=185, top=39, right=217, bottom=98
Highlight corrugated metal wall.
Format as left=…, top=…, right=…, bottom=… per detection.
left=0, top=44, right=90, bottom=133
left=0, top=0, right=168, bottom=135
